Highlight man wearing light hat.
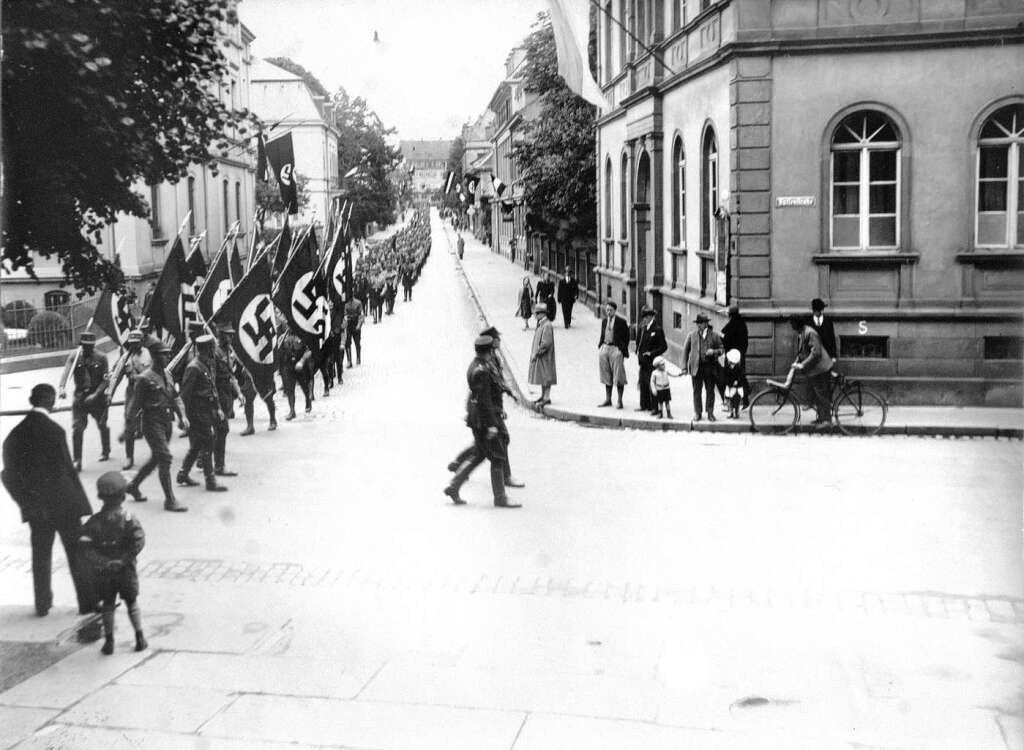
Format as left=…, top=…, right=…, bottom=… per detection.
left=59, top=331, right=111, bottom=471
left=123, top=340, right=189, bottom=512
left=177, top=334, right=228, bottom=492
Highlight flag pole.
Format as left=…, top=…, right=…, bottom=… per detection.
left=176, top=211, right=193, bottom=242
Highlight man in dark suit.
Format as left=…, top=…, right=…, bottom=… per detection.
left=635, top=305, right=667, bottom=414
left=681, top=313, right=724, bottom=421
left=2, top=383, right=96, bottom=616
left=597, top=301, right=630, bottom=409
left=555, top=267, right=579, bottom=329
left=810, top=298, right=838, bottom=363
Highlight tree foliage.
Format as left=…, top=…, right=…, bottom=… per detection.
left=439, top=137, right=466, bottom=211
left=2, top=0, right=259, bottom=294
left=331, top=87, right=401, bottom=236
left=512, top=13, right=597, bottom=243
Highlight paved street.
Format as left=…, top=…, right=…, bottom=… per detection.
left=1, top=211, right=1022, bottom=749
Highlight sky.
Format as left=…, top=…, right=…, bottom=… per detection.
left=241, top=0, right=547, bottom=142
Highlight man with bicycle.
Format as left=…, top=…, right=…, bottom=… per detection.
left=789, top=315, right=834, bottom=427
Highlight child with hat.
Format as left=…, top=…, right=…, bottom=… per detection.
left=79, top=471, right=147, bottom=654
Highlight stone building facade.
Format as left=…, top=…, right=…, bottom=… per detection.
left=595, top=0, right=1024, bottom=404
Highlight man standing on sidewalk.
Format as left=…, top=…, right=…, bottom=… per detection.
left=682, top=314, right=723, bottom=421
left=2, top=383, right=97, bottom=615
left=597, top=302, right=629, bottom=409
left=444, top=336, right=520, bottom=509
left=556, top=267, right=579, bottom=329
left=635, top=306, right=667, bottom=414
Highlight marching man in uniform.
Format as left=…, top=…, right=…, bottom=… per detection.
left=106, top=329, right=150, bottom=470
left=212, top=323, right=241, bottom=478
left=123, top=340, right=189, bottom=512
left=176, top=334, right=228, bottom=492
left=59, top=331, right=111, bottom=471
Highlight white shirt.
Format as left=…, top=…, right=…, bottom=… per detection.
left=814, top=315, right=823, bottom=327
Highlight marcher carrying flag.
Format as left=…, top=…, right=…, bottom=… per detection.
left=272, top=228, right=325, bottom=356
left=211, top=252, right=278, bottom=400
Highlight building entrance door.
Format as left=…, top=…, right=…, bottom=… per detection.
left=632, top=151, right=652, bottom=324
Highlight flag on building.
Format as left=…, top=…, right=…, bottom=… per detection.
left=197, top=244, right=232, bottom=322
left=92, top=286, right=134, bottom=347
left=547, top=0, right=610, bottom=109
left=491, top=173, right=507, bottom=197
left=145, top=236, right=193, bottom=341
left=265, top=132, right=299, bottom=214
left=444, top=170, right=455, bottom=194
left=210, top=252, right=277, bottom=400
left=272, top=230, right=325, bottom=356
left=465, top=175, right=479, bottom=196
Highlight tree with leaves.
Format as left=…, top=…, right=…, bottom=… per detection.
left=441, top=137, right=466, bottom=212
left=512, top=13, right=597, bottom=244
left=2, top=0, right=259, bottom=294
left=331, top=86, right=401, bottom=236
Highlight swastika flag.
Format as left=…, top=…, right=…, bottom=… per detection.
left=92, top=286, right=134, bottom=346
left=210, top=251, right=277, bottom=400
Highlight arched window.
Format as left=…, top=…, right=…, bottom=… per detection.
left=222, top=179, right=230, bottom=232
left=671, top=136, right=686, bottom=247
left=976, top=103, right=1024, bottom=247
left=619, top=152, right=629, bottom=243
left=700, top=127, right=717, bottom=251
left=830, top=110, right=900, bottom=250
left=235, top=181, right=242, bottom=233
left=604, top=158, right=612, bottom=238
left=187, top=176, right=197, bottom=235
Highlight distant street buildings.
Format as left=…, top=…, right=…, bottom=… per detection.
left=399, top=140, right=451, bottom=208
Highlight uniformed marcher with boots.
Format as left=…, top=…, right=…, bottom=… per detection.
left=447, top=327, right=524, bottom=490
left=123, top=341, right=189, bottom=512
left=276, top=328, right=313, bottom=419
left=177, top=335, right=228, bottom=492
left=213, top=324, right=242, bottom=477
left=235, top=345, right=277, bottom=435
left=444, top=336, right=521, bottom=509
left=79, top=471, right=148, bottom=655
left=106, top=330, right=150, bottom=470
left=59, top=331, right=111, bottom=471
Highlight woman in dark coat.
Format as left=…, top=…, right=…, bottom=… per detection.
left=516, top=277, right=534, bottom=330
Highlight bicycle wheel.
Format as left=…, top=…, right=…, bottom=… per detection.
left=833, top=387, right=887, bottom=436
left=749, top=389, right=798, bottom=435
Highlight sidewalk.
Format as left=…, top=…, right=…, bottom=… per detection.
left=446, top=225, right=1024, bottom=439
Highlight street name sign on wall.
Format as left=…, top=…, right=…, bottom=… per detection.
left=776, top=196, right=815, bottom=207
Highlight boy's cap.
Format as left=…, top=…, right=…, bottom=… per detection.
left=726, top=348, right=742, bottom=365
left=97, top=471, right=127, bottom=499
left=652, top=355, right=666, bottom=367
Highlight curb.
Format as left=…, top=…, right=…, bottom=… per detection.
left=448, top=228, right=1022, bottom=440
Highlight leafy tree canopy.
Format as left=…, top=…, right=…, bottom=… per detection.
left=331, top=86, right=401, bottom=235
left=513, top=13, right=597, bottom=244
left=2, top=0, right=258, bottom=294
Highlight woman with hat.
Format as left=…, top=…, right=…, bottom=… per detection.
left=528, top=303, right=556, bottom=407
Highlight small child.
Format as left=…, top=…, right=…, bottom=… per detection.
left=80, top=471, right=147, bottom=655
left=650, top=356, right=679, bottom=419
left=723, top=349, right=745, bottom=419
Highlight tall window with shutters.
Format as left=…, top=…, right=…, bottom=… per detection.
left=976, top=103, right=1024, bottom=248
left=830, top=111, right=900, bottom=250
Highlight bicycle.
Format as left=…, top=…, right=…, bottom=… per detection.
left=748, top=366, right=887, bottom=436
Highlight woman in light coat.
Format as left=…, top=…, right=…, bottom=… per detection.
left=528, top=303, right=556, bottom=407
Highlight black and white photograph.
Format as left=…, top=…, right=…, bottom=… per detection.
left=1, top=0, right=1022, bottom=748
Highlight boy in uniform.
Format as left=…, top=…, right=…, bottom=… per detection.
left=80, top=471, right=147, bottom=655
